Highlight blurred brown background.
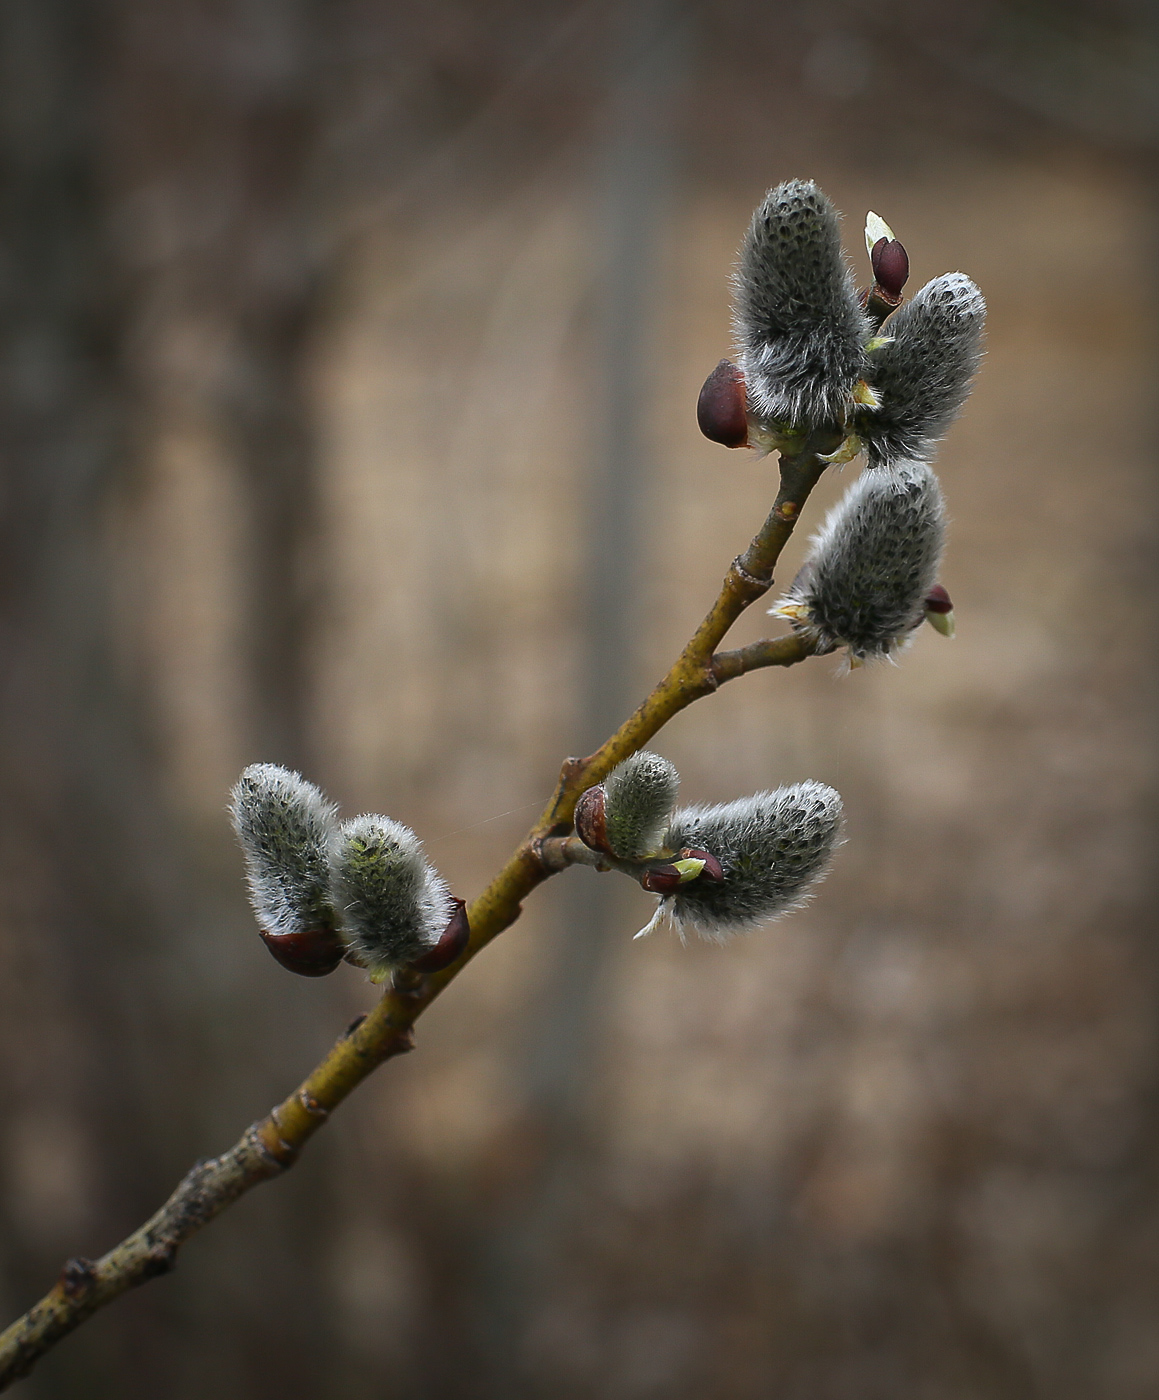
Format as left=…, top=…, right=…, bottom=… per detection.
left=1, top=1, right=1156, bottom=1396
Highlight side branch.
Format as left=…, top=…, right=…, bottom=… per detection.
left=0, top=440, right=835, bottom=1389
left=711, top=632, right=816, bottom=683
left=535, top=435, right=837, bottom=833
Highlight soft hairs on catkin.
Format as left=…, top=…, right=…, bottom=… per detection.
left=861, top=273, right=985, bottom=467
left=776, top=459, right=945, bottom=661
left=658, top=783, right=843, bottom=940
left=329, top=815, right=453, bottom=976
left=229, top=763, right=339, bottom=938
left=733, top=179, right=870, bottom=429
left=603, top=751, right=680, bottom=861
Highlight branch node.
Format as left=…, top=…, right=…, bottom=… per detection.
left=729, top=555, right=772, bottom=598
left=140, top=1244, right=176, bottom=1280
left=298, top=1091, right=329, bottom=1120
left=249, top=1123, right=295, bottom=1172
left=559, top=756, right=586, bottom=783
left=59, top=1257, right=96, bottom=1299
left=390, top=967, right=424, bottom=996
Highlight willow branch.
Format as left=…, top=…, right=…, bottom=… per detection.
left=711, top=632, right=817, bottom=683
left=0, top=435, right=837, bottom=1388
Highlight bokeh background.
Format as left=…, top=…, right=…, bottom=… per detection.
left=1, top=1, right=1157, bottom=1396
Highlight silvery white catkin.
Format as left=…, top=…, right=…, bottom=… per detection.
left=229, top=763, right=339, bottom=937
left=657, top=783, right=843, bottom=941
left=329, top=815, right=453, bottom=976
left=733, top=179, right=870, bottom=430
left=603, top=751, right=680, bottom=861
left=775, top=459, right=945, bottom=661
left=861, top=273, right=985, bottom=468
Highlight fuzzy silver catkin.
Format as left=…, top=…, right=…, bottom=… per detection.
left=860, top=273, right=985, bottom=468
left=775, top=459, right=945, bottom=661
left=656, top=783, right=843, bottom=941
left=229, top=763, right=339, bottom=937
left=733, top=179, right=870, bottom=430
left=329, top=815, right=453, bottom=976
left=603, top=751, right=680, bottom=861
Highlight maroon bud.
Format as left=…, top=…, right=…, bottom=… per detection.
left=574, top=784, right=613, bottom=855
left=696, top=359, right=748, bottom=448
left=870, top=237, right=909, bottom=299
left=924, top=583, right=953, bottom=614
left=640, top=863, right=683, bottom=894
left=259, top=927, right=346, bottom=977
left=680, top=848, right=724, bottom=882
left=408, top=899, right=471, bottom=974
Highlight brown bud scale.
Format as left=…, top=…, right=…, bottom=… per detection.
left=641, top=864, right=683, bottom=894
left=574, top=784, right=613, bottom=855
left=871, top=237, right=910, bottom=299
left=924, top=583, right=953, bottom=614
left=696, top=359, right=749, bottom=448
left=680, top=848, right=725, bottom=882
left=408, top=899, right=471, bottom=974
left=259, top=927, right=346, bottom=977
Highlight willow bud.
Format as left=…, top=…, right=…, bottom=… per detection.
left=636, top=783, right=843, bottom=942
left=864, top=211, right=909, bottom=302
left=601, top=751, right=680, bottom=861
left=329, top=815, right=454, bottom=981
left=229, top=764, right=344, bottom=974
left=859, top=272, right=985, bottom=468
left=770, top=459, right=945, bottom=663
left=680, top=848, right=724, bottom=882
left=923, top=583, right=955, bottom=637
left=733, top=179, right=869, bottom=430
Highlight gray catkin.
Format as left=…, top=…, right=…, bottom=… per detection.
left=733, top=179, right=870, bottom=430
left=329, top=815, right=453, bottom=975
left=776, top=459, right=945, bottom=661
left=603, top=751, right=680, bottom=861
left=860, top=273, right=985, bottom=468
left=659, top=783, right=843, bottom=941
left=229, top=763, right=339, bottom=937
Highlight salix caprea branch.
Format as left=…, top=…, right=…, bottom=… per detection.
left=0, top=179, right=984, bottom=1387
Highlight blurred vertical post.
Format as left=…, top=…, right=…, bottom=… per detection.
left=532, top=0, right=686, bottom=1153
left=473, top=1, right=689, bottom=1384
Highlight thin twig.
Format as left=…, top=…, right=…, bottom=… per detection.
left=0, top=435, right=836, bottom=1388
left=711, top=632, right=817, bottom=683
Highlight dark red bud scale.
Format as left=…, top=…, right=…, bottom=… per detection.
left=259, top=926, right=346, bottom=977
left=696, top=359, right=748, bottom=448
left=870, top=237, right=909, bottom=299
left=680, top=848, right=725, bottom=882
left=574, top=784, right=613, bottom=855
left=640, top=864, right=683, bottom=894
left=924, top=583, right=953, bottom=614
left=408, top=899, right=471, bottom=974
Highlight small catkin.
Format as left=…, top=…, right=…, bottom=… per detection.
left=656, top=783, right=843, bottom=941
left=860, top=273, right=985, bottom=468
left=733, top=179, right=870, bottom=430
left=774, top=459, right=945, bottom=662
left=603, top=751, right=680, bottom=861
left=229, top=763, right=339, bottom=937
left=329, top=815, right=453, bottom=977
